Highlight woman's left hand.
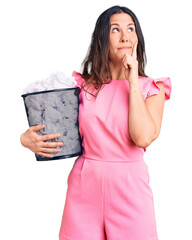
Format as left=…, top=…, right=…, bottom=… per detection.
left=122, top=41, right=139, bottom=84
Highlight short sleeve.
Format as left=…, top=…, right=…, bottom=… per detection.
left=72, top=71, right=85, bottom=89
left=142, top=76, right=172, bottom=101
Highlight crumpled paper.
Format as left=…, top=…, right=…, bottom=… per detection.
left=23, top=71, right=77, bottom=94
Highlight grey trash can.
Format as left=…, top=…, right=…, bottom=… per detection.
left=21, top=87, right=82, bottom=161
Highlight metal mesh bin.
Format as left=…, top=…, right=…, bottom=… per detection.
left=21, top=87, right=82, bottom=161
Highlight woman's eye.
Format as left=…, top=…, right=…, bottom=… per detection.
left=128, top=27, right=134, bottom=32
left=112, top=28, right=119, bottom=33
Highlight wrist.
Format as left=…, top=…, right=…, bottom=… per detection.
left=128, top=71, right=139, bottom=84
left=129, top=78, right=140, bottom=89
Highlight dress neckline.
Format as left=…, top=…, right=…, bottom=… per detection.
left=110, top=76, right=143, bottom=81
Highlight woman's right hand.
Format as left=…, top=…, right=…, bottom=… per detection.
left=20, top=125, right=63, bottom=158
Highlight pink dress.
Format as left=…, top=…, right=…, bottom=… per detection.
left=59, top=71, right=172, bottom=240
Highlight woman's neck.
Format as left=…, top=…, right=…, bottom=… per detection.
left=109, top=60, right=129, bottom=80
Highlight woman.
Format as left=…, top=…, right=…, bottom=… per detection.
left=20, top=5, right=171, bottom=240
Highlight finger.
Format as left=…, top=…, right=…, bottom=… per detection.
left=132, top=41, right=138, bottom=59
left=40, top=147, right=61, bottom=153
left=37, top=152, right=53, bottom=158
left=41, top=141, right=63, bottom=148
left=30, top=125, right=45, bottom=132
left=122, top=54, right=129, bottom=69
left=40, top=133, right=61, bottom=141
left=123, top=61, right=129, bottom=69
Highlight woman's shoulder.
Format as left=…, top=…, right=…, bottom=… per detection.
left=72, top=71, right=94, bottom=89
left=72, top=71, right=87, bottom=89
left=72, top=71, right=84, bottom=82
left=139, top=75, right=172, bottom=101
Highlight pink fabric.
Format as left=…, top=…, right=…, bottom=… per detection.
left=72, top=71, right=171, bottom=158
left=59, top=72, right=172, bottom=240
left=139, top=75, right=172, bottom=100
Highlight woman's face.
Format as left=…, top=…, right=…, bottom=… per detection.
left=109, top=13, right=138, bottom=63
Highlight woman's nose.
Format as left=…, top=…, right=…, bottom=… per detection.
left=120, top=31, right=128, bottom=42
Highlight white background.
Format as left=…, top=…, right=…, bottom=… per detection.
left=0, top=0, right=191, bottom=239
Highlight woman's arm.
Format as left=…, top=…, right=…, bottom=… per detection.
left=123, top=42, right=166, bottom=148
left=20, top=125, right=63, bottom=158
left=128, top=81, right=165, bottom=148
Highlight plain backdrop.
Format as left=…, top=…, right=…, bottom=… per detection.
left=0, top=0, right=192, bottom=239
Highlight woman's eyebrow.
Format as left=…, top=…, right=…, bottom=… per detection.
left=110, top=23, right=135, bottom=27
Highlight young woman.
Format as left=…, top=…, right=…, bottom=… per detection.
left=20, top=5, right=172, bottom=240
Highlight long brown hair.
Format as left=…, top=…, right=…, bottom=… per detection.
left=81, top=5, right=148, bottom=99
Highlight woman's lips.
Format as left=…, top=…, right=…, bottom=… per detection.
left=118, top=47, right=131, bottom=50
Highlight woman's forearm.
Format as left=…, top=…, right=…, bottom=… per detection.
left=128, top=80, right=156, bottom=148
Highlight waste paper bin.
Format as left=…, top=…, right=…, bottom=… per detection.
left=21, top=87, right=82, bottom=161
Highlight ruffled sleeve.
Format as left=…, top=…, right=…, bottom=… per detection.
left=72, top=71, right=85, bottom=89
left=142, top=76, right=172, bottom=101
